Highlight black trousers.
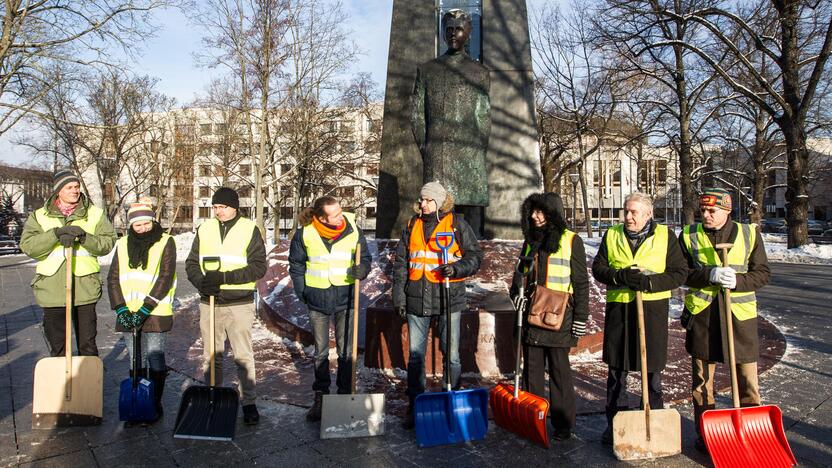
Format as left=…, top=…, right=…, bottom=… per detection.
left=523, top=345, right=576, bottom=432
left=605, top=367, right=664, bottom=425
left=42, top=303, right=99, bottom=357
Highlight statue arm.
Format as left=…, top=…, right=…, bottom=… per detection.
left=410, top=66, right=427, bottom=157
left=476, top=75, right=491, bottom=142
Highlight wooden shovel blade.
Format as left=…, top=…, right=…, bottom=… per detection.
left=319, top=393, right=386, bottom=439
left=32, top=356, right=103, bottom=428
left=613, top=408, right=681, bottom=460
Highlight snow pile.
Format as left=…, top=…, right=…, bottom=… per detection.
left=764, top=240, right=832, bottom=264
left=98, top=231, right=196, bottom=266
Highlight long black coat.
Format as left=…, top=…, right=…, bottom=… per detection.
left=679, top=221, right=770, bottom=363
left=592, top=223, right=688, bottom=372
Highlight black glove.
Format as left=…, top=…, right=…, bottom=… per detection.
left=615, top=268, right=649, bottom=291
left=348, top=263, right=369, bottom=281
left=396, top=306, right=407, bottom=320
left=201, top=271, right=223, bottom=296
left=435, top=263, right=455, bottom=278
left=56, top=225, right=85, bottom=244
left=512, top=294, right=528, bottom=313
left=680, top=310, right=694, bottom=330
left=58, top=233, right=75, bottom=247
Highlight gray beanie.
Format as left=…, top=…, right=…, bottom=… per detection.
left=420, top=181, right=447, bottom=204
left=53, top=169, right=80, bottom=194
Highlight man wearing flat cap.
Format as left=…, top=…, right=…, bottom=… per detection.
left=20, top=169, right=116, bottom=357
left=186, top=186, right=267, bottom=425
left=678, top=187, right=770, bottom=451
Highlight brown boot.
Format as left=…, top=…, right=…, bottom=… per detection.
left=306, top=391, right=324, bottom=422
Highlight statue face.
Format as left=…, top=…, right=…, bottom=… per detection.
left=444, top=17, right=471, bottom=52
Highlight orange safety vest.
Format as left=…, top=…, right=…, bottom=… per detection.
left=408, top=214, right=464, bottom=283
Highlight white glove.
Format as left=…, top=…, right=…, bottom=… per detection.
left=512, top=294, right=528, bottom=313
left=709, top=267, right=736, bottom=289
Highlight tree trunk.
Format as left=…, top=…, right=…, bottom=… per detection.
left=674, top=42, right=696, bottom=226
left=782, top=120, right=809, bottom=247
left=749, top=113, right=766, bottom=225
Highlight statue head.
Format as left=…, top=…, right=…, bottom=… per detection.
left=442, top=9, right=472, bottom=52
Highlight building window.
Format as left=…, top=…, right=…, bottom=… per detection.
left=366, top=206, right=376, bottom=218
left=239, top=207, right=251, bottom=218
left=215, top=123, right=227, bottom=134
left=238, top=186, right=253, bottom=198
left=200, top=123, right=212, bottom=135
left=199, top=165, right=211, bottom=177
left=280, top=164, right=292, bottom=175
left=199, top=207, right=211, bottom=218
left=280, top=207, right=293, bottom=219
left=240, top=164, right=251, bottom=177
left=199, top=186, right=211, bottom=198
left=176, top=206, right=193, bottom=222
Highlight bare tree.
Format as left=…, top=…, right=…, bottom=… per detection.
left=651, top=0, right=832, bottom=246
left=0, top=0, right=174, bottom=137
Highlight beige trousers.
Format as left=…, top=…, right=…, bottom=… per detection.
left=199, top=301, right=257, bottom=405
left=692, top=357, right=760, bottom=433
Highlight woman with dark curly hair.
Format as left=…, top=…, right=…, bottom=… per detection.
left=509, top=192, right=589, bottom=441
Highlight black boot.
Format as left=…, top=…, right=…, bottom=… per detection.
left=402, top=397, right=416, bottom=430
left=149, top=369, right=167, bottom=419
left=306, top=391, right=324, bottom=422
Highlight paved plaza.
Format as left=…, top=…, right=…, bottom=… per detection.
left=1, top=255, right=830, bottom=467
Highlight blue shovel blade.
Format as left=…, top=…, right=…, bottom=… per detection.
left=119, top=377, right=156, bottom=422
left=414, top=388, right=489, bottom=448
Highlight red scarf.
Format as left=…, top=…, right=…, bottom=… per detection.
left=55, top=198, right=78, bottom=217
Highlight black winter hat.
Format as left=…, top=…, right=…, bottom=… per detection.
left=211, top=187, right=240, bottom=209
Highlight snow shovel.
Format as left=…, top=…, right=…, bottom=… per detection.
left=320, top=244, right=386, bottom=439
left=490, top=276, right=550, bottom=448
left=612, top=290, right=681, bottom=460
left=119, top=327, right=156, bottom=423
left=174, top=256, right=239, bottom=441
left=700, top=244, right=796, bottom=468
left=414, top=232, right=488, bottom=448
left=32, top=246, right=103, bottom=428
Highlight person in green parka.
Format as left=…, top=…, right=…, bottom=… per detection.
left=19, top=169, right=116, bottom=356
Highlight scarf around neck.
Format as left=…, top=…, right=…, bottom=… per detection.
left=312, top=216, right=346, bottom=241
left=127, top=222, right=164, bottom=269
left=625, top=219, right=654, bottom=241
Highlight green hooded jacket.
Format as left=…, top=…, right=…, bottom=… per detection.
left=20, top=193, right=116, bottom=308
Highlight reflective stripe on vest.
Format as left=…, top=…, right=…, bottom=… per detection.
left=116, top=234, right=176, bottom=316
left=408, top=214, right=464, bottom=283
left=682, top=222, right=757, bottom=320
left=34, top=205, right=104, bottom=277
left=605, top=223, right=672, bottom=302
left=302, top=212, right=359, bottom=288
left=198, top=217, right=258, bottom=291
left=539, top=230, right=575, bottom=293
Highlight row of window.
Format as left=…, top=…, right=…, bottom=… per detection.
left=194, top=206, right=377, bottom=219
left=196, top=163, right=379, bottom=178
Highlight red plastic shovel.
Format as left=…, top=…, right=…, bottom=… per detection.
left=701, top=244, right=796, bottom=468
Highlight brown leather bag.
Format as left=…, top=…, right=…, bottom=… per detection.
left=527, top=253, right=570, bottom=331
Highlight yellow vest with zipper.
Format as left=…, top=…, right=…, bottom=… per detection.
left=115, top=234, right=176, bottom=316
left=198, top=217, right=257, bottom=291
left=605, top=223, right=671, bottom=302
left=34, top=205, right=104, bottom=277
left=523, top=230, right=576, bottom=293
left=302, top=213, right=359, bottom=288
left=681, top=222, right=757, bottom=320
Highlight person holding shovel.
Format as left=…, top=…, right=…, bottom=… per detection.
left=288, top=196, right=372, bottom=422
left=185, top=187, right=266, bottom=425
left=392, top=181, right=483, bottom=430
left=679, top=188, right=770, bottom=452
left=591, top=191, right=688, bottom=446
left=508, top=192, right=589, bottom=442
left=108, top=198, right=176, bottom=423
left=19, top=169, right=116, bottom=357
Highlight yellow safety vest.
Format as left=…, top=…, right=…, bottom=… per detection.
left=605, top=223, right=672, bottom=302
left=115, top=234, right=176, bottom=316
left=34, top=205, right=104, bottom=277
left=198, top=217, right=258, bottom=291
left=681, top=222, right=757, bottom=320
left=302, top=213, right=359, bottom=288
left=522, top=230, right=575, bottom=293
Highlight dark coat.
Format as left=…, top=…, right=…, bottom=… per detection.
left=679, top=221, right=770, bottom=363
left=392, top=194, right=483, bottom=316
left=185, top=213, right=267, bottom=306
left=288, top=219, right=372, bottom=314
left=592, top=222, right=688, bottom=372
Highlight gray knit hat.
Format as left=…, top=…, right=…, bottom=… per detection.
left=420, top=181, right=447, bottom=204
left=52, top=169, right=80, bottom=194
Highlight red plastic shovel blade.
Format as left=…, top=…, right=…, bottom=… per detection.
left=489, top=383, right=549, bottom=448
left=701, top=405, right=796, bottom=468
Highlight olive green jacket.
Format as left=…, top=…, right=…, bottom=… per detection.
left=20, top=193, right=116, bottom=308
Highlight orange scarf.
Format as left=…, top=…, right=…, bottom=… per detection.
left=312, top=217, right=346, bottom=240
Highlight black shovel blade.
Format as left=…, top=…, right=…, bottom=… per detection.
left=173, top=385, right=239, bottom=441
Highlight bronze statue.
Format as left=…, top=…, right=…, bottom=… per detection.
left=411, top=9, right=491, bottom=235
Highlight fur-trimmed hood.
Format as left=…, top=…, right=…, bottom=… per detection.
left=521, top=192, right=568, bottom=253
left=412, top=191, right=455, bottom=215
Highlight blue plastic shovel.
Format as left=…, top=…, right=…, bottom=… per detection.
left=414, top=231, right=488, bottom=448
left=119, top=328, right=157, bottom=423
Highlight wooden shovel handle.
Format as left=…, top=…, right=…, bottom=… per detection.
left=209, top=294, right=215, bottom=387
left=635, top=290, right=650, bottom=440
left=718, top=245, right=741, bottom=408
left=65, top=246, right=73, bottom=399
left=350, top=244, right=361, bottom=395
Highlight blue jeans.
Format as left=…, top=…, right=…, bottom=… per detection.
left=124, top=331, right=167, bottom=373
left=308, top=309, right=350, bottom=394
left=406, top=312, right=461, bottom=398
